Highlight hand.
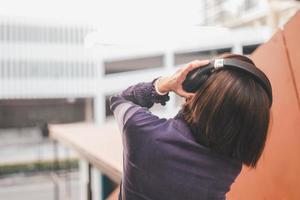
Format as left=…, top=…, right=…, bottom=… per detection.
left=157, top=60, right=210, bottom=98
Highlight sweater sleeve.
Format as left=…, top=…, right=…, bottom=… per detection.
left=109, top=79, right=170, bottom=132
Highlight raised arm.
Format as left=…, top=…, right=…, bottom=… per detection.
left=109, top=60, right=209, bottom=132
left=109, top=79, right=170, bottom=131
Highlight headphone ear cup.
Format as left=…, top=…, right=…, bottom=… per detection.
left=182, top=66, right=213, bottom=93
left=194, top=73, right=210, bottom=91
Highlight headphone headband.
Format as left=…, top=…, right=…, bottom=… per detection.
left=214, top=58, right=272, bottom=106
left=182, top=57, right=273, bottom=107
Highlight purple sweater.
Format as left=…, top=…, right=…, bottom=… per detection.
left=109, top=80, right=242, bottom=200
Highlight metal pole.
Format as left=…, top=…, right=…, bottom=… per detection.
left=65, top=147, right=71, bottom=200
left=88, top=163, right=93, bottom=200
left=53, top=140, right=60, bottom=200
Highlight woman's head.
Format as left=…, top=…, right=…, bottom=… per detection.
left=182, top=54, right=271, bottom=168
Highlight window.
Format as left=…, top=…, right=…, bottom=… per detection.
left=104, top=55, right=164, bottom=74
left=242, top=44, right=260, bottom=55
left=0, top=59, right=97, bottom=79
left=174, top=47, right=232, bottom=66
left=0, top=22, right=94, bottom=44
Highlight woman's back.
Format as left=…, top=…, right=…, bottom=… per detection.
left=121, top=113, right=242, bottom=200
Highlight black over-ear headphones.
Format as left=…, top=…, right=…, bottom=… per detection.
left=182, top=58, right=273, bottom=107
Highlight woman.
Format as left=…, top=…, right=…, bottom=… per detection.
left=109, top=54, right=271, bottom=200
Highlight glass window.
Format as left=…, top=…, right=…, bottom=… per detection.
left=242, top=44, right=260, bottom=55
left=174, top=47, right=232, bottom=66
left=104, top=55, right=164, bottom=74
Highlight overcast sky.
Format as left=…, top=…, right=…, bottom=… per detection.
left=0, top=0, right=232, bottom=50
left=0, top=0, right=203, bottom=27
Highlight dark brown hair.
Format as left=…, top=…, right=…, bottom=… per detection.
left=182, top=54, right=271, bottom=168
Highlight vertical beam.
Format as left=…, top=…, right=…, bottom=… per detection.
left=94, top=56, right=106, bottom=124
left=266, top=0, right=279, bottom=32
left=92, top=168, right=103, bottom=200
left=85, top=98, right=93, bottom=122
left=94, top=95, right=105, bottom=124
left=64, top=147, right=72, bottom=200
left=53, top=140, right=60, bottom=200
left=92, top=57, right=105, bottom=200
left=164, top=50, right=178, bottom=116
left=79, top=160, right=89, bottom=200
left=87, top=163, right=92, bottom=200
left=232, top=42, right=243, bottom=54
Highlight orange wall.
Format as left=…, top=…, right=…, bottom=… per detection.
left=284, top=12, right=300, bottom=100
left=227, top=12, right=300, bottom=200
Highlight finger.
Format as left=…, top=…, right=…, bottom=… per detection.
left=178, top=89, right=195, bottom=99
left=188, top=59, right=210, bottom=71
left=177, top=60, right=209, bottom=83
left=183, top=59, right=210, bottom=75
left=175, top=66, right=184, bottom=73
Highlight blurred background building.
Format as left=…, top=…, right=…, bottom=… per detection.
left=0, top=16, right=99, bottom=200
left=0, top=0, right=299, bottom=200
left=202, top=0, right=299, bottom=29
